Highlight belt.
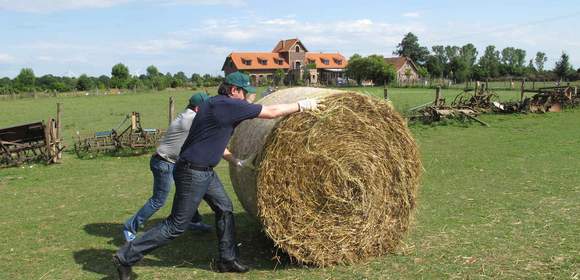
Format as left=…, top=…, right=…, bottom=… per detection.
left=177, top=159, right=213, bottom=171
left=152, top=153, right=172, bottom=163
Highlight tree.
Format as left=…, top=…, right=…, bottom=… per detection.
left=500, top=47, right=526, bottom=76
left=534, top=52, right=547, bottom=72
left=449, top=56, right=470, bottom=83
left=146, top=65, right=159, bottom=78
left=172, top=71, right=188, bottom=88
left=345, top=54, right=366, bottom=85
left=273, top=69, right=285, bottom=86
left=394, top=32, right=430, bottom=65
left=366, top=55, right=396, bottom=85
left=425, top=45, right=447, bottom=78
left=98, top=75, right=110, bottom=89
left=478, top=45, right=501, bottom=78
left=460, top=44, right=478, bottom=67
left=190, top=73, right=203, bottom=87
left=15, top=68, right=36, bottom=92
left=554, top=52, right=574, bottom=81
left=111, top=63, right=129, bottom=88
left=425, top=55, right=444, bottom=78
left=76, top=74, right=93, bottom=91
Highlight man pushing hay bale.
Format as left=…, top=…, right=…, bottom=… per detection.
left=229, top=87, right=422, bottom=266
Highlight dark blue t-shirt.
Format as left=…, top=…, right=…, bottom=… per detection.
left=179, top=95, right=262, bottom=167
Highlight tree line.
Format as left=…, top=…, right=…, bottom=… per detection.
left=391, top=32, right=580, bottom=83
left=0, top=63, right=224, bottom=95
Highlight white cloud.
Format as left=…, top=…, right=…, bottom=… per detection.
left=0, top=0, right=131, bottom=13
left=37, top=56, right=54, bottom=62
left=260, top=18, right=298, bottom=25
left=403, top=12, right=420, bottom=18
left=0, top=53, right=15, bottom=63
left=0, top=0, right=244, bottom=13
left=150, top=0, right=246, bottom=6
left=129, top=38, right=191, bottom=54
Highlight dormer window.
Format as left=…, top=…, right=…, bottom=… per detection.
left=333, top=58, right=342, bottom=65
left=241, top=58, right=252, bottom=66
left=258, top=57, right=267, bottom=65
left=274, top=58, right=283, bottom=65
left=308, top=59, right=315, bottom=64
left=321, top=58, right=329, bottom=65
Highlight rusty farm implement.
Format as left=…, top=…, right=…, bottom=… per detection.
left=0, top=104, right=64, bottom=167
left=74, top=112, right=164, bottom=157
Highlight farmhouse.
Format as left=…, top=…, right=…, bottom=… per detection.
left=384, top=56, right=421, bottom=83
left=222, top=38, right=348, bottom=85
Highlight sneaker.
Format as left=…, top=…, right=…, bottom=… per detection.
left=123, top=230, right=136, bottom=242
left=189, top=222, right=212, bottom=232
left=112, top=255, right=133, bottom=280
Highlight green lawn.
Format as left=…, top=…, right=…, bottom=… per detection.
left=0, top=87, right=578, bottom=279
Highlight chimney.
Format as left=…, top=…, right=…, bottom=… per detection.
left=281, top=40, right=285, bottom=48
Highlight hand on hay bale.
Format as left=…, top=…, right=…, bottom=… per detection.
left=297, top=99, right=325, bottom=112
left=232, top=154, right=256, bottom=170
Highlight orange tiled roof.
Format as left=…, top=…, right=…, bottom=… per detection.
left=305, top=53, right=348, bottom=69
left=228, top=52, right=289, bottom=70
left=272, top=38, right=303, bottom=52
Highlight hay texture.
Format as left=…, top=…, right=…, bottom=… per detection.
left=229, top=87, right=421, bottom=266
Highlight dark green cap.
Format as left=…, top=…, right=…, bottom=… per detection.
left=225, top=71, right=256, bottom=93
left=189, top=92, right=209, bottom=107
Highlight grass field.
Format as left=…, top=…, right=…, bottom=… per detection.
left=0, top=87, right=578, bottom=279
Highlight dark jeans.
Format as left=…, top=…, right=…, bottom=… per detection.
left=123, top=156, right=202, bottom=234
left=116, top=160, right=238, bottom=266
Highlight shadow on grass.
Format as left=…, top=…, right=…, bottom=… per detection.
left=74, top=213, right=296, bottom=279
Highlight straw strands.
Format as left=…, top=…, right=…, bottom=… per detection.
left=229, top=87, right=422, bottom=266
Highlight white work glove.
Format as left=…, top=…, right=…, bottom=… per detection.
left=232, top=155, right=256, bottom=170
left=297, top=99, right=319, bottom=112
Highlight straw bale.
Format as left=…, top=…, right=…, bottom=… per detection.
left=229, top=87, right=421, bottom=266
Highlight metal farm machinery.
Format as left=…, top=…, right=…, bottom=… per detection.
left=74, top=112, right=164, bottom=157
left=408, top=86, right=490, bottom=126
left=0, top=105, right=64, bottom=167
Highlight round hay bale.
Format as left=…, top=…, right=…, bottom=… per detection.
left=229, top=87, right=422, bottom=266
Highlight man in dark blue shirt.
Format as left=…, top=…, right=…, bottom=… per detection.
left=113, top=72, right=321, bottom=280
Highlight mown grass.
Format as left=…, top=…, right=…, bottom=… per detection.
left=0, top=87, right=578, bottom=279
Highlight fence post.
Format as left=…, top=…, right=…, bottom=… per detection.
left=169, top=96, right=175, bottom=125
left=520, top=79, right=526, bottom=102
left=435, top=86, right=441, bottom=106
left=383, top=86, right=389, bottom=100
left=56, top=103, right=63, bottom=161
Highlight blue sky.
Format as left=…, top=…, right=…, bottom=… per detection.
left=0, top=0, right=579, bottom=78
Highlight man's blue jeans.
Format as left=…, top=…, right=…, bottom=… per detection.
left=123, top=156, right=202, bottom=234
left=116, top=160, right=238, bottom=265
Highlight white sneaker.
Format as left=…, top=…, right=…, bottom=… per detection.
left=123, top=230, right=136, bottom=242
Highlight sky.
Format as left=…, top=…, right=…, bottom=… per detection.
left=0, top=0, right=579, bottom=78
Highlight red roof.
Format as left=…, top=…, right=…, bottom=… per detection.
left=305, top=53, right=348, bottom=69
left=272, top=38, right=308, bottom=52
left=384, top=56, right=418, bottom=71
left=227, top=52, right=289, bottom=70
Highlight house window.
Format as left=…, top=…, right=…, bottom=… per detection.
left=333, top=58, right=342, bottom=65
left=321, top=58, right=329, bottom=65
left=308, top=59, right=315, bottom=64
left=258, top=58, right=267, bottom=65
left=295, top=46, right=300, bottom=52
left=242, top=58, right=252, bottom=66
left=274, top=58, right=283, bottom=65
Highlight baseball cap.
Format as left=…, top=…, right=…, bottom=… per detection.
left=189, top=92, right=209, bottom=107
left=225, top=71, right=256, bottom=93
